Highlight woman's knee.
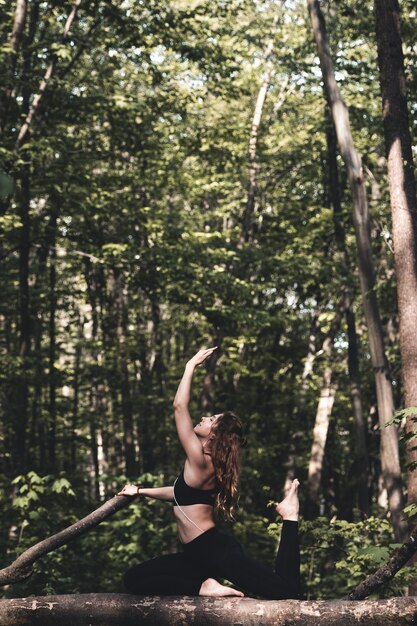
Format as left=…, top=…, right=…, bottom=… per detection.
left=123, top=564, right=144, bottom=593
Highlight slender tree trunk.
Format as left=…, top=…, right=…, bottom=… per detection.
left=284, top=310, right=319, bottom=494
left=326, top=110, right=370, bottom=516
left=240, top=20, right=277, bottom=244
left=137, top=345, right=153, bottom=473
left=151, top=300, right=166, bottom=398
left=47, top=211, right=57, bottom=469
left=109, top=270, right=137, bottom=478
left=306, top=305, right=345, bottom=514
left=374, top=0, right=417, bottom=503
left=307, top=0, right=406, bottom=541
left=0, top=0, right=28, bottom=131
left=70, top=326, right=82, bottom=472
left=28, top=233, right=51, bottom=469
left=15, top=164, right=31, bottom=468
left=346, top=306, right=370, bottom=516
left=88, top=390, right=100, bottom=501
left=306, top=311, right=341, bottom=517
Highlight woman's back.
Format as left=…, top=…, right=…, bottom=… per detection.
left=173, top=461, right=217, bottom=543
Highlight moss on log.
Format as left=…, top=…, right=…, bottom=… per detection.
left=1, top=594, right=417, bottom=625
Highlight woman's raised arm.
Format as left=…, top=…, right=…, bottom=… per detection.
left=173, top=347, right=217, bottom=465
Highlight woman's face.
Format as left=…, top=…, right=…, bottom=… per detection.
left=194, top=414, right=221, bottom=438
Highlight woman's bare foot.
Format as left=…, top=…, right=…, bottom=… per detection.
left=199, top=577, right=244, bottom=597
left=275, top=479, right=300, bottom=521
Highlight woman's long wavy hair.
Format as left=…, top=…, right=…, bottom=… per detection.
left=210, top=411, right=245, bottom=521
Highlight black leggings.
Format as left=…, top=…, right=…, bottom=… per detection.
left=123, top=520, right=300, bottom=599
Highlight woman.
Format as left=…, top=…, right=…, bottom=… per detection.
left=119, top=347, right=301, bottom=598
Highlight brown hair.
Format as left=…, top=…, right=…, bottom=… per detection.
left=210, top=411, right=245, bottom=521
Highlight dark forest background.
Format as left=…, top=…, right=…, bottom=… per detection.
left=1, top=0, right=417, bottom=599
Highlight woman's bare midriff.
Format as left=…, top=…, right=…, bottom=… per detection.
left=173, top=504, right=216, bottom=544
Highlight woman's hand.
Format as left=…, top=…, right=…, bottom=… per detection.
left=117, top=484, right=140, bottom=497
left=187, top=347, right=217, bottom=367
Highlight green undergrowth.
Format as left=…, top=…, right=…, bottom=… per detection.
left=1, top=472, right=416, bottom=599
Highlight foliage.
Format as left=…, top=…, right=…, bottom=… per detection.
left=0, top=0, right=416, bottom=600
left=292, top=517, right=417, bottom=599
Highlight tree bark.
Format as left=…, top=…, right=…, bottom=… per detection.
left=374, top=0, right=417, bottom=503
left=0, top=496, right=136, bottom=586
left=1, top=595, right=417, bottom=625
left=307, top=0, right=406, bottom=542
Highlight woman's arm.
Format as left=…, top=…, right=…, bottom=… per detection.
left=173, top=348, right=217, bottom=465
left=118, top=484, right=173, bottom=501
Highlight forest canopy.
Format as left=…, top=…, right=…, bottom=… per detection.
left=1, top=0, right=417, bottom=600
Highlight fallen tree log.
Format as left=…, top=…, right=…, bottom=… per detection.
left=1, top=594, right=417, bottom=626
left=0, top=495, right=134, bottom=586
left=0, top=593, right=417, bottom=626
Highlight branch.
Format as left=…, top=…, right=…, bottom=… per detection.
left=348, top=523, right=417, bottom=600
left=0, top=495, right=135, bottom=586
left=58, top=18, right=101, bottom=80
left=14, top=0, right=82, bottom=150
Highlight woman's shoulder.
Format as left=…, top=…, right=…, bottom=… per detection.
left=183, top=459, right=215, bottom=489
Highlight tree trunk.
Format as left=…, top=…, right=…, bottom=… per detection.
left=47, top=210, right=58, bottom=469
left=15, top=164, right=31, bottom=468
left=346, top=306, right=370, bottom=516
left=306, top=309, right=342, bottom=517
left=374, top=0, right=417, bottom=504
left=326, top=111, right=370, bottom=516
left=0, top=0, right=28, bottom=132
left=240, top=18, right=277, bottom=244
left=1, top=595, right=417, bottom=625
left=307, top=0, right=406, bottom=542
left=307, top=362, right=336, bottom=515
left=70, top=326, right=82, bottom=472
left=109, top=269, right=137, bottom=478
left=284, top=310, right=319, bottom=494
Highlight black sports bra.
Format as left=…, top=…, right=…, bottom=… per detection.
left=173, top=470, right=217, bottom=506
